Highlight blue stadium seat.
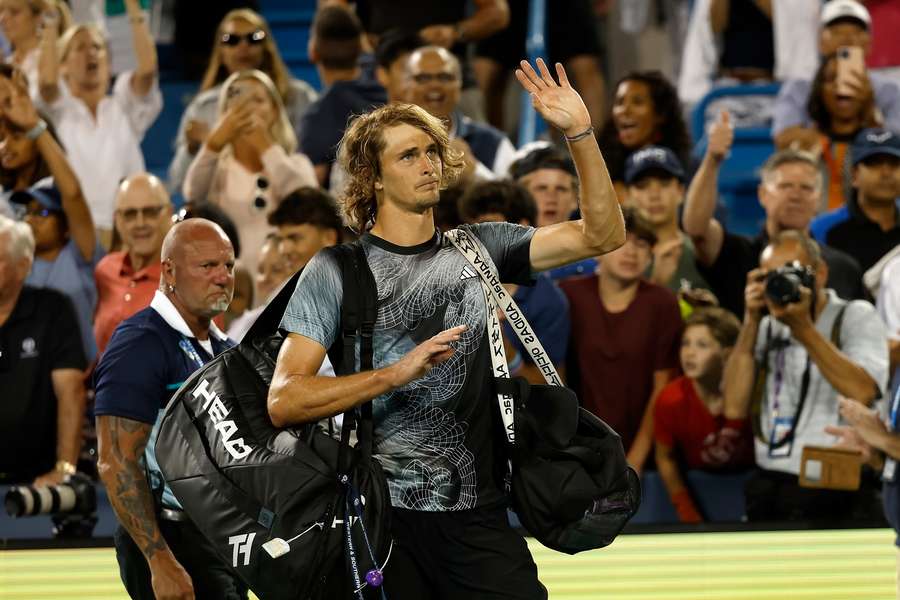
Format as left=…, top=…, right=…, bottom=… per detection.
left=691, top=84, right=781, bottom=237
left=632, top=469, right=752, bottom=524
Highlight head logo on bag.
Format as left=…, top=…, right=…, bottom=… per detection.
left=192, top=378, right=253, bottom=460
left=229, top=532, right=256, bottom=567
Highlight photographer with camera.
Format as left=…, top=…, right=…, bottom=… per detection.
left=0, top=214, right=86, bottom=488
left=723, top=230, right=888, bottom=522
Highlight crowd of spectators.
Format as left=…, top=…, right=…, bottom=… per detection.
left=1, top=0, right=900, bottom=536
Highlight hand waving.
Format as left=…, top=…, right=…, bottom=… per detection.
left=515, top=58, right=591, bottom=137
left=0, top=77, right=39, bottom=131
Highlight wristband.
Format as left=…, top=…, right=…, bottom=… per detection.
left=25, top=119, right=47, bottom=141
left=564, top=125, right=594, bottom=142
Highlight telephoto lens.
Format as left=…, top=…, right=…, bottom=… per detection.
left=4, top=472, right=96, bottom=517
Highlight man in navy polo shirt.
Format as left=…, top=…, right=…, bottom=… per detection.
left=94, top=219, right=246, bottom=600
left=811, top=128, right=900, bottom=272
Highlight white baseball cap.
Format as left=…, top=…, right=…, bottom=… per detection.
left=821, top=0, right=871, bottom=30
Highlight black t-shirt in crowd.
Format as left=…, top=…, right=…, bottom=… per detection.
left=697, top=229, right=865, bottom=317
left=280, top=224, right=535, bottom=512
left=0, top=287, right=86, bottom=482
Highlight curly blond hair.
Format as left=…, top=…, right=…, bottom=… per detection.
left=337, top=103, right=464, bottom=233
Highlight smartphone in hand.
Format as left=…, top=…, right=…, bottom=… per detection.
left=836, top=46, right=865, bottom=97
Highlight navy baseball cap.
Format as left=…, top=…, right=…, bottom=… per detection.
left=623, top=146, right=685, bottom=184
left=851, top=128, right=900, bottom=165
left=9, top=182, right=63, bottom=212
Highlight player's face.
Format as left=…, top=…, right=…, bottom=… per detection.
left=376, top=123, right=442, bottom=214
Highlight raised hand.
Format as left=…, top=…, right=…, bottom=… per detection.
left=707, top=110, right=733, bottom=163
left=514, top=58, right=591, bottom=137
left=0, top=77, right=39, bottom=131
left=205, top=96, right=255, bottom=153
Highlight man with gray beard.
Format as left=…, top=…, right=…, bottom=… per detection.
left=94, top=219, right=246, bottom=600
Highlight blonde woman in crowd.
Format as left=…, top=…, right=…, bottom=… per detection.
left=182, top=69, right=317, bottom=277
left=0, top=0, right=70, bottom=99
left=36, top=0, right=160, bottom=248
left=168, top=8, right=317, bottom=192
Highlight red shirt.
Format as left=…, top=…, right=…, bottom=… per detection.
left=560, top=277, right=682, bottom=451
left=93, top=252, right=161, bottom=356
left=654, top=376, right=753, bottom=470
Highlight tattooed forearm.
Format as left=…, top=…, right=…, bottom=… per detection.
left=97, top=415, right=171, bottom=561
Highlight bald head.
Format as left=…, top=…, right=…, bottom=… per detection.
left=406, top=46, right=461, bottom=119
left=161, top=218, right=236, bottom=321
left=114, top=173, right=173, bottom=262
left=161, top=218, right=232, bottom=264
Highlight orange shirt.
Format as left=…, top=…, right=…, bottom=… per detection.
left=93, top=251, right=161, bottom=356
left=821, top=136, right=850, bottom=212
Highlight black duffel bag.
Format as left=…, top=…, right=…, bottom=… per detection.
left=155, top=242, right=392, bottom=600
left=497, top=378, right=641, bottom=555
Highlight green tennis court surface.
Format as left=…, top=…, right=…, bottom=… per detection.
left=1, top=529, right=895, bottom=599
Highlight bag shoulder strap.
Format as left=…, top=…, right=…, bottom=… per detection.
left=444, top=228, right=562, bottom=387
left=831, top=303, right=848, bottom=347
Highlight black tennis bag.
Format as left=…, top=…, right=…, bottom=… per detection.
left=155, top=243, right=392, bottom=600
left=497, top=377, right=641, bottom=555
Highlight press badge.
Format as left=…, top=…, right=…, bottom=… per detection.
left=768, top=416, right=795, bottom=458
left=884, top=458, right=897, bottom=483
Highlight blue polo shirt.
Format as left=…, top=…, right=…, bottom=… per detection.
left=94, top=292, right=234, bottom=509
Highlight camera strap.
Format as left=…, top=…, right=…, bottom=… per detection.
left=444, top=229, right=562, bottom=449
left=751, top=303, right=848, bottom=449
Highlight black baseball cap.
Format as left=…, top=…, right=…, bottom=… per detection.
left=623, top=146, right=685, bottom=184
left=851, top=128, right=900, bottom=165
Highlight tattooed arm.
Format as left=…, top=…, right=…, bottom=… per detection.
left=96, top=415, right=195, bottom=600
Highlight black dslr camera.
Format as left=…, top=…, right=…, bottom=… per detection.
left=4, top=472, right=97, bottom=538
left=765, top=262, right=816, bottom=306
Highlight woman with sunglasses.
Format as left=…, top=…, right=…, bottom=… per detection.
left=168, top=9, right=317, bottom=193
left=0, top=74, right=102, bottom=361
left=35, top=0, right=160, bottom=249
left=182, top=69, right=316, bottom=278
left=0, top=0, right=71, bottom=99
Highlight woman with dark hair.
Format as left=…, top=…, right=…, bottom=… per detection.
left=0, top=74, right=101, bottom=360
left=597, top=71, right=692, bottom=200
left=168, top=8, right=318, bottom=193
left=805, top=52, right=880, bottom=211
left=0, top=63, right=57, bottom=216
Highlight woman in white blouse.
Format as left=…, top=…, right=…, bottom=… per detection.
left=183, top=69, right=317, bottom=277
left=36, top=0, right=160, bottom=248
left=0, top=0, right=70, bottom=99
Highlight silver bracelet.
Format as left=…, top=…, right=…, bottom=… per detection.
left=25, top=119, right=47, bottom=141
left=564, top=125, right=594, bottom=142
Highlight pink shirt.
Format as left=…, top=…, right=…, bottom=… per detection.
left=93, top=251, right=161, bottom=356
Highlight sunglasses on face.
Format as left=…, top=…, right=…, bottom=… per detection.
left=220, top=30, right=266, bottom=47
left=118, top=205, right=166, bottom=222
left=411, top=72, right=458, bottom=85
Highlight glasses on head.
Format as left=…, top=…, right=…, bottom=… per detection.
left=118, top=205, right=167, bottom=222
left=410, top=72, right=458, bottom=85
left=220, top=30, right=267, bottom=47
left=254, top=177, right=269, bottom=211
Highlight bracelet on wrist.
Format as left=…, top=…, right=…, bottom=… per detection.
left=25, top=119, right=47, bottom=141
left=54, top=460, right=76, bottom=475
left=564, top=125, right=594, bottom=143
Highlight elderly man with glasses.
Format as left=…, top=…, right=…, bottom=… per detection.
left=93, top=173, right=173, bottom=356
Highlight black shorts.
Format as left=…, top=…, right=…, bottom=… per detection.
left=383, top=505, right=547, bottom=600
left=475, top=0, right=601, bottom=68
